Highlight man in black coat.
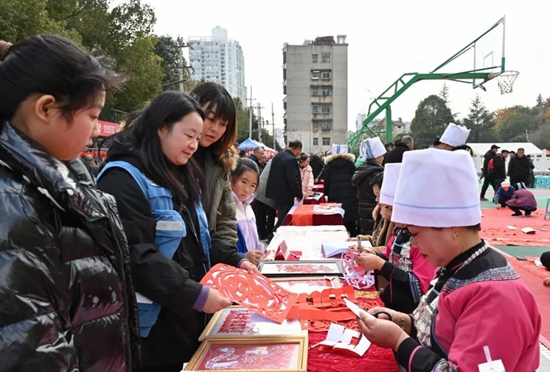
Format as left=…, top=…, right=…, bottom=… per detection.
left=480, top=144, right=499, bottom=200
left=491, top=149, right=509, bottom=190
left=508, top=148, right=533, bottom=187
left=384, top=135, right=414, bottom=164
left=266, top=140, right=303, bottom=230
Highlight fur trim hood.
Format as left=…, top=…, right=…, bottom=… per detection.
left=217, top=146, right=239, bottom=171
left=324, top=153, right=356, bottom=164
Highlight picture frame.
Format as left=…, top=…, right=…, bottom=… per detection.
left=185, top=336, right=308, bottom=371
left=270, top=276, right=342, bottom=294
left=199, top=306, right=305, bottom=342
left=259, top=260, right=343, bottom=277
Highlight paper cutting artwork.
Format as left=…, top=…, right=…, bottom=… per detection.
left=273, top=277, right=340, bottom=294
left=342, top=251, right=375, bottom=290
left=197, top=343, right=300, bottom=370
left=260, top=261, right=341, bottom=276
left=200, top=264, right=298, bottom=324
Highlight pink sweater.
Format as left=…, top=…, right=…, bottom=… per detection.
left=300, top=165, right=314, bottom=197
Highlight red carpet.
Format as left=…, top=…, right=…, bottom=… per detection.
left=480, top=208, right=550, bottom=247
left=504, top=251, right=550, bottom=348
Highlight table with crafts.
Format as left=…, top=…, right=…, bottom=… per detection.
left=182, top=225, right=398, bottom=372
left=284, top=203, right=344, bottom=226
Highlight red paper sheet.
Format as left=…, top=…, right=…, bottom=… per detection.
left=200, top=264, right=298, bottom=323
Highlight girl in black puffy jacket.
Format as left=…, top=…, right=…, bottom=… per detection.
left=0, top=35, right=140, bottom=371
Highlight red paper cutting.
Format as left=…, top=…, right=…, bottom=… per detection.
left=200, top=264, right=298, bottom=324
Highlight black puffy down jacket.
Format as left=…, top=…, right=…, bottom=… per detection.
left=352, top=159, right=384, bottom=235
left=0, top=122, right=140, bottom=371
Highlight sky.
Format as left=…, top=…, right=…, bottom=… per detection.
left=147, top=0, right=549, bottom=133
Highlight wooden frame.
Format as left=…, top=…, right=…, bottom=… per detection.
left=259, top=259, right=343, bottom=277
left=185, top=336, right=308, bottom=371
left=199, top=306, right=305, bottom=342
left=270, top=276, right=342, bottom=294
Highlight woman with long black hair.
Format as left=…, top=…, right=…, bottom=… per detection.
left=97, top=91, right=252, bottom=371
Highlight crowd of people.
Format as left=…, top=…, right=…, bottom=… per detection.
left=0, top=34, right=543, bottom=372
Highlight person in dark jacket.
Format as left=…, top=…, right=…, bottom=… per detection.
left=323, top=153, right=359, bottom=236
left=490, top=149, right=509, bottom=190
left=248, top=146, right=265, bottom=173
left=310, top=153, right=325, bottom=181
left=384, top=135, right=413, bottom=164
left=0, top=35, right=140, bottom=371
left=353, top=137, right=386, bottom=235
left=97, top=92, right=256, bottom=372
left=506, top=182, right=537, bottom=217
left=266, top=140, right=303, bottom=230
left=508, top=148, right=533, bottom=187
left=480, top=145, right=499, bottom=200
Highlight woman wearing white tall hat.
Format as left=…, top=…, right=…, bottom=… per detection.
left=353, top=164, right=436, bottom=314
left=357, top=149, right=540, bottom=371
left=352, top=137, right=385, bottom=235
left=437, top=123, right=470, bottom=151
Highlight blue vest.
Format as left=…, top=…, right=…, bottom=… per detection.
left=235, top=224, right=248, bottom=255
left=97, top=160, right=212, bottom=337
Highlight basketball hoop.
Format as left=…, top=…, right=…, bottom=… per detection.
left=496, top=70, right=519, bottom=94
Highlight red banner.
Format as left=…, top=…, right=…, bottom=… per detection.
left=98, top=120, right=119, bottom=137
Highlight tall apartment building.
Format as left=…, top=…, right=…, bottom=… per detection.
left=188, top=27, right=246, bottom=102
left=283, top=35, right=348, bottom=153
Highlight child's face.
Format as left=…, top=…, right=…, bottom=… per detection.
left=232, top=170, right=259, bottom=202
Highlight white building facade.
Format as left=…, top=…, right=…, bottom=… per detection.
left=189, top=27, right=246, bottom=103
left=283, top=35, right=348, bottom=153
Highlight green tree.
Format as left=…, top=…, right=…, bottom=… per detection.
left=109, top=35, right=163, bottom=112
left=498, top=112, right=539, bottom=142
left=536, top=93, right=544, bottom=107
left=0, top=0, right=79, bottom=41
left=531, top=125, right=550, bottom=150
left=155, top=35, right=184, bottom=91
left=439, top=83, right=450, bottom=104
left=234, top=98, right=251, bottom=142
left=410, top=94, right=454, bottom=148
left=462, top=95, right=498, bottom=142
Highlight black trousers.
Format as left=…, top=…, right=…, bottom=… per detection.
left=541, top=251, right=550, bottom=271
left=480, top=175, right=494, bottom=198
left=344, top=220, right=358, bottom=237
left=510, top=176, right=529, bottom=188
left=508, top=206, right=532, bottom=216
left=274, top=203, right=293, bottom=231
left=253, top=200, right=276, bottom=240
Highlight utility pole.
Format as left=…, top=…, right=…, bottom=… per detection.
left=257, top=103, right=262, bottom=143
left=246, top=86, right=256, bottom=139
left=271, top=103, right=275, bottom=149
left=176, top=37, right=191, bottom=92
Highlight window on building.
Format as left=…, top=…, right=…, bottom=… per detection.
left=311, top=70, right=320, bottom=80
left=312, top=105, right=319, bottom=114
left=313, top=138, right=319, bottom=146
left=312, top=54, right=318, bottom=63
left=322, top=52, right=331, bottom=63
left=321, top=122, right=331, bottom=131
left=322, top=88, right=331, bottom=96
left=321, top=71, right=331, bottom=80
left=322, top=137, right=330, bottom=146
left=322, top=105, right=331, bottom=113
left=311, top=89, right=319, bottom=96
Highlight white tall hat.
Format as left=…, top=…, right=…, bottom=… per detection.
left=379, top=163, right=401, bottom=207
left=440, top=123, right=470, bottom=147
left=392, top=148, right=481, bottom=227
left=360, top=137, right=386, bottom=159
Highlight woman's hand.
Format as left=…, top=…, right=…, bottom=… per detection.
left=355, top=252, right=384, bottom=271
left=245, top=250, right=263, bottom=265
left=240, top=260, right=260, bottom=274
left=202, top=288, right=232, bottom=313
left=358, top=312, right=409, bottom=351
left=367, top=306, right=399, bottom=321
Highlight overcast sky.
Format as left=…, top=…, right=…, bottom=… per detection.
left=148, top=0, right=548, bottom=132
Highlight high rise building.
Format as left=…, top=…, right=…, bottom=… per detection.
left=188, top=27, right=246, bottom=102
left=282, top=35, right=348, bottom=153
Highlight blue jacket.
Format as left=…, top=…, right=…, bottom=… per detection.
left=494, top=186, right=515, bottom=205
left=98, top=160, right=212, bottom=337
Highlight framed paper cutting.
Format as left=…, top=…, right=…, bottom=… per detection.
left=185, top=337, right=308, bottom=371
left=199, top=306, right=305, bottom=341
left=259, top=260, right=343, bottom=277
left=271, top=276, right=341, bottom=294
